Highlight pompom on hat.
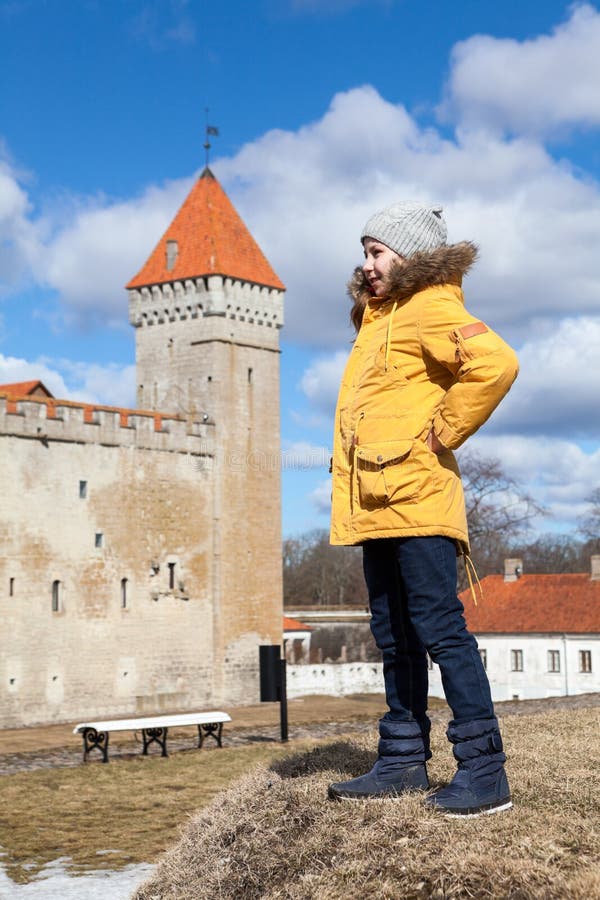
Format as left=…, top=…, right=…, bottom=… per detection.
left=361, top=201, right=448, bottom=258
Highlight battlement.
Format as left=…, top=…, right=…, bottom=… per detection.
left=128, top=275, right=284, bottom=329
left=0, top=395, right=214, bottom=456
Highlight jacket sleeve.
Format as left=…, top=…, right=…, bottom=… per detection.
left=418, top=293, right=519, bottom=450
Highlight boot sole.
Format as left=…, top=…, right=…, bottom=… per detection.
left=441, top=799, right=513, bottom=819
left=328, top=787, right=428, bottom=801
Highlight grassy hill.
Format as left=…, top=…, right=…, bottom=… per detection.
left=133, top=707, right=599, bottom=900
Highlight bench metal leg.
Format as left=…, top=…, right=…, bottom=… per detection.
left=142, top=726, right=169, bottom=757
left=82, top=727, right=110, bottom=763
left=197, top=722, right=224, bottom=748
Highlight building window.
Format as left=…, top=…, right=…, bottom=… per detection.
left=510, top=649, right=523, bottom=672
left=579, top=650, right=592, bottom=673
left=95, top=533, right=104, bottom=549
left=121, top=578, right=128, bottom=609
left=479, top=648, right=487, bottom=670
left=547, top=650, right=561, bottom=673
left=52, top=580, right=61, bottom=612
left=248, top=367, right=253, bottom=384
left=79, top=480, right=87, bottom=499
left=9, top=577, right=14, bottom=597
left=168, top=562, right=176, bottom=590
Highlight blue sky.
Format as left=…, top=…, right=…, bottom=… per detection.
left=2, top=0, right=600, bottom=539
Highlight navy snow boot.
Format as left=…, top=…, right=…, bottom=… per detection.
left=426, top=717, right=512, bottom=817
left=328, top=719, right=429, bottom=800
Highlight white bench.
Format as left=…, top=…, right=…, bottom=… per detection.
left=73, top=711, right=231, bottom=763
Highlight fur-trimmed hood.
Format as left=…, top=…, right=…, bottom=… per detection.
left=348, top=241, right=478, bottom=332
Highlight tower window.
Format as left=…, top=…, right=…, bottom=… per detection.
left=95, top=533, right=104, bottom=549
left=79, top=480, right=87, bottom=499
left=166, top=240, right=178, bottom=270
left=9, top=577, right=15, bottom=597
left=247, top=367, right=253, bottom=384
left=121, top=578, right=128, bottom=609
left=168, top=562, right=176, bottom=590
left=52, top=580, right=61, bottom=612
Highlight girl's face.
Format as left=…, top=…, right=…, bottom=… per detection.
left=362, top=238, right=404, bottom=297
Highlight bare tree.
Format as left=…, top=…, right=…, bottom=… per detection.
left=511, top=534, right=584, bottom=574
left=283, top=530, right=364, bottom=608
left=578, top=487, right=600, bottom=553
left=459, top=450, right=545, bottom=581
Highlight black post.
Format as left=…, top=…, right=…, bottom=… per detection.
left=279, top=657, right=288, bottom=742
left=259, top=644, right=288, bottom=742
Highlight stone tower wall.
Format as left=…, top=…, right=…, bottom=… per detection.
left=130, top=273, right=285, bottom=705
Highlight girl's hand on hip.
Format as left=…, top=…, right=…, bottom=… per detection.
left=426, top=429, right=445, bottom=455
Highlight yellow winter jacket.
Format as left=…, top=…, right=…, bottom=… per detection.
left=330, top=242, right=519, bottom=552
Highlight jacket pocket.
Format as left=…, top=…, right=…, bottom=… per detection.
left=355, top=439, right=418, bottom=506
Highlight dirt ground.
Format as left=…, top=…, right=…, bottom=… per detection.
left=0, top=691, right=597, bottom=764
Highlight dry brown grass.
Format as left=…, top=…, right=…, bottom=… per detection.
left=0, top=740, right=311, bottom=884
left=134, top=708, right=600, bottom=900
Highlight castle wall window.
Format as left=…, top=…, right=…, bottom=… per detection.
left=79, top=480, right=87, bottom=499
left=121, top=578, right=128, bottom=609
left=168, top=562, right=176, bottom=590
left=479, top=648, right=487, bottom=670
left=547, top=650, right=560, bottom=673
left=248, top=367, right=253, bottom=384
left=52, top=580, right=61, bottom=612
left=9, top=577, right=14, bottom=597
left=510, top=649, right=523, bottom=672
left=579, top=650, right=592, bottom=673
left=95, top=533, right=104, bottom=549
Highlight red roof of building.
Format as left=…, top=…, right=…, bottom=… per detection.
left=460, top=573, right=600, bottom=634
left=0, top=380, right=54, bottom=399
left=0, top=389, right=185, bottom=432
left=126, top=168, right=285, bottom=291
left=283, top=616, right=313, bottom=632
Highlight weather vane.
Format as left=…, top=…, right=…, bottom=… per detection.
left=204, top=108, right=219, bottom=168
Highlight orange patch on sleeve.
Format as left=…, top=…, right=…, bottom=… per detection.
left=459, top=321, right=488, bottom=339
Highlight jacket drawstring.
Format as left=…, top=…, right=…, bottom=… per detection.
left=464, top=553, right=483, bottom=606
left=384, top=301, right=398, bottom=372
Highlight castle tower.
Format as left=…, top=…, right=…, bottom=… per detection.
left=127, top=168, right=285, bottom=702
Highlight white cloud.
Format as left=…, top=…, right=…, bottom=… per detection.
left=310, top=478, right=332, bottom=515
left=0, top=156, right=40, bottom=292
left=38, top=179, right=191, bottom=328
left=468, top=434, right=600, bottom=531
left=299, top=350, right=349, bottom=416
left=216, top=85, right=600, bottom=346
left=442, top=3, right=600, bottom=136
left=281, top=441, right=331, bottom=470
left=0, top=353, right=136, bottom=407
left=489, top=317, right=600, bottom=438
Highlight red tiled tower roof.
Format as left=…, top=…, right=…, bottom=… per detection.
left=460, top=573, right=600, bottom=633
left=126, top=168, right=285, bottom=291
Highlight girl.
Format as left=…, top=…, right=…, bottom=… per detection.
left=328, top=202, right=519, bottom=816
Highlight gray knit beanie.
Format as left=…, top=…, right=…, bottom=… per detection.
left=361, top=201, right=447, bottom=258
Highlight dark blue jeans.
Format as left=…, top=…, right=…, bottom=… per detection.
left=363, top=536, right=494, bottom=727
